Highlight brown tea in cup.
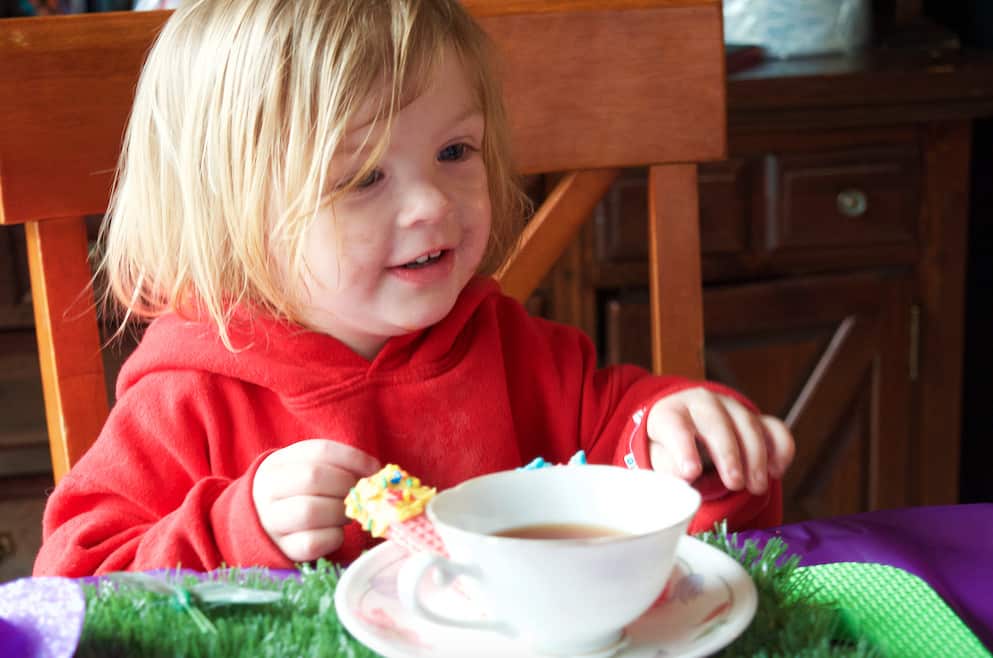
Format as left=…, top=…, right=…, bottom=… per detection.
left=491, top=523, right=628, bottom=540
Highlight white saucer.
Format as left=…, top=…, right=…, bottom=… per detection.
left=335, top=535, right=757, bottom=658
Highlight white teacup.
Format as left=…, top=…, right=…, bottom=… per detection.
left=397, top=465, right=701, bottom=656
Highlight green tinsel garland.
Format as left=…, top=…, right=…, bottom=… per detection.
left=76, top=525, right=882, bottom=658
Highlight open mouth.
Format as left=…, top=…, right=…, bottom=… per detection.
left=400, top=250, right=446, bottom=269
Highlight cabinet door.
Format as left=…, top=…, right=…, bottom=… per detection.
left=0, top=494, right=46, bottom=582
left=605, top=271, right=914, bottom=523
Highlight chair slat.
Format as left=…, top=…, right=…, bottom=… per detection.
left=0, top=1, right=725, bottom=224
left=26, top=218, right=108, bottom=483
left=496, top=168, right=619, bottom=302
left=486, top=4, right=726, bottom=174
left=0, top=12, right=164, bottom=226
left=648, top=164, right=705, bottom=378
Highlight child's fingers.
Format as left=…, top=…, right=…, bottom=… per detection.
left=276, top=527, right=345, bottom=563
left=722, top=398, right=769, bottom=494
left=648, top=440, right=679, bottom=477
left=260, top=495, right=349, bottom=536
left=646, top=405, right=702, bottom=480
left=687, top=396, right=745, bottom=491
left=761, top=415, right=795, bottom=478
left=262, top=462, right=362, bottom=501
left=268, top=439, right=381, bottom=477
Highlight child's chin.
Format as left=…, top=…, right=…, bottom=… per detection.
left=399, top=301, right=458, bottom=333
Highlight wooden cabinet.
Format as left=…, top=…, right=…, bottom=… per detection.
left=538, top=49, right=993, bottom=521
left=573, top=137, right=924, bottom=523
left=604, top=272, right=913, bottom=523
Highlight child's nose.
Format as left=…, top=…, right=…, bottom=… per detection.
left=397, top=177, right=452, bottom=227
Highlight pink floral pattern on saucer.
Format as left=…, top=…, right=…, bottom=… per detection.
left=335, top=536, right=756, bottom=658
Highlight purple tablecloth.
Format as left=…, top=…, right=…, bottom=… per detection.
left=740, top=504, right=993, bottom=649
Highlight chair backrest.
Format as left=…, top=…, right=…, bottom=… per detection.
left=0, top=0, right=726, bottom=484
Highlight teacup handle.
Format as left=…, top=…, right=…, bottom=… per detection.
left=397, top=552, right=515, bottom=636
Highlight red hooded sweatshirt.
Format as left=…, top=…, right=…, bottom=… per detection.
left=34, top=277, right=779, bottom=576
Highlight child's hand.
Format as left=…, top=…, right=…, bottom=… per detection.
left=252, top=439, right=381, bottom=562
left=646, top=388, right=794, bottom=495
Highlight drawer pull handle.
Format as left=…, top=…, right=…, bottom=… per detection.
left=837, top=189, right=868, bottom=218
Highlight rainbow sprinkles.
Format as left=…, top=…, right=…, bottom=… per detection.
left=344, top=465, right=445, bottom=555
left=345, top=453, right=589, bottom=555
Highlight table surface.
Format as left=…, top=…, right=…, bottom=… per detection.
left=740, top=504, right=993, bottom=650
left=2, top=503, right=990, bottom=656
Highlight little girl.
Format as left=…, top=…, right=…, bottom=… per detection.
left=34, top=0, right=794, bottom=576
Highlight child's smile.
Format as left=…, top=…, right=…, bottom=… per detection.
left=279, top=49, right=492, bottom=359
left=390, top=248, right=455, bottom=282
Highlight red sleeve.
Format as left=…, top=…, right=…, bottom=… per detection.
left=32, top=378, right=291, bottom=577
left=621, top=381, right=783, bottom=532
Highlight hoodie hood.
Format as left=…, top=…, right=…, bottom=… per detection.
left=117, top=276, right=501, bottom=402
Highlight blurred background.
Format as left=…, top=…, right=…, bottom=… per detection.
left=0, top=0, right=990, bottom=581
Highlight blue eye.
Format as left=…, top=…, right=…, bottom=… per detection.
left=438, top=143, right=469, bottom=162
left=354, top=169, right=383, bottom=188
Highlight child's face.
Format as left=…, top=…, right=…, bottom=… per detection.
left=287, top=51, right=491, bottom=359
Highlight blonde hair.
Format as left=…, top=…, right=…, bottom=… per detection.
left=99, top=0, right=527, bottom=346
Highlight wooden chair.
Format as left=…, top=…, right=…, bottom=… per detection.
left=0, top=0, right=726, bottom=484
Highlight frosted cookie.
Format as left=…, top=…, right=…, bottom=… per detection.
left=344, top=465, right=446, bottom=556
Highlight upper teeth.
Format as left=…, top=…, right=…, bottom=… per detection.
left=414, top=251, right=442, bottom=264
